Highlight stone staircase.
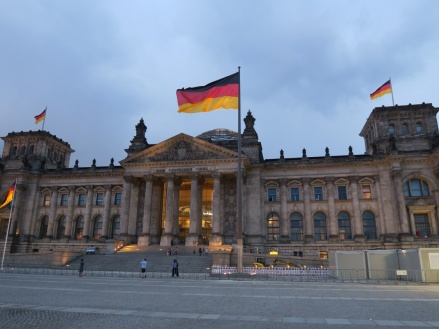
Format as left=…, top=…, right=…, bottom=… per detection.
left=66, top=245, right=213, bottom=274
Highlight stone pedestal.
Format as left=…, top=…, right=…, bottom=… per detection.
left=209, top=233, right=223, bottom=247
left=160, top=234, right=173, bottom=247
left=138, top=235, right=151, bottom=247
left=185, top=234, right=201, bottom=247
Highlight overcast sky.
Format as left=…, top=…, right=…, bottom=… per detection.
left=1, top=0, right=438, bottom=166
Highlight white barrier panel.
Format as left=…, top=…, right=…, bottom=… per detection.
left=211, top=265, right=330, bottom=276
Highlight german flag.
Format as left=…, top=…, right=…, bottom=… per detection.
left=0, top=182, right=16, bottom=209
left=176, top=72, right=239, bottom=113
left=35, top=108, right=46, bottom=124
left=370, top=80, right=392, bottom=100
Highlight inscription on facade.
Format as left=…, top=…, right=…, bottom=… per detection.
left=152, top=167, right=211, bottom=174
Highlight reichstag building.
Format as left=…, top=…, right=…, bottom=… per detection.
left=1, top=103, right=439, bottom=259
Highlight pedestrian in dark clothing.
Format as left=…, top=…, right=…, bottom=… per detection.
left=172, top=259, right=179, bottom=277
left=79, top=259, right=84, bottom=277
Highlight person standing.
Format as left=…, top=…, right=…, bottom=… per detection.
left=172, top=259, right=179, bottom=277
left=79, top=259, right=84, bottom=277
left=140, top=258, right=147, bottom=278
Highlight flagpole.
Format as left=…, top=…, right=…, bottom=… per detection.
left=390, top=77, right=395, bottom=106
left=42, top=107, right=47, bottom=131
left=1, top=179, right=17, bottom=270
left=236, top=67, right=243, bottom=273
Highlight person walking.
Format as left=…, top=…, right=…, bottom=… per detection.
left=79, top=259, right=84, bottom=277
left=140, top=258, right=147, bottom=278
left=171, top=259, right=179, bottom=277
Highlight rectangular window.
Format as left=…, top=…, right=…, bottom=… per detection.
left=290, top=187, right=300, bottom=201
left=43, top=194, right=51, bottom=207
left=314, top=187, right=323, bottom=201
left=114, top=192, right=122, bottom=205
left=338, top=186, right=347, bottom=200
left=362, top=185, right=372, bottom=199
left=96, top=193, right=104, bottom=206
left=78, top=194, right=85, bottom=206
left=60, top=194, right=68, bottom=206
left=268, top=188, right=277, bottom=202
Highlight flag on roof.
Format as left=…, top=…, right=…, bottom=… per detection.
left=370, top=80, right=392, bottom=100
left=176, top=72, right=239, bottom=113
left=35, top=108, right=46, bottom=124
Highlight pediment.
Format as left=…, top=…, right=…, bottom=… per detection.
left=310, top=179, right=325, bottom=186
left=264, top=180, right=279, bottom=188
left=359, top=177, right=374, bottom=184
left=121, top=133, right=239, bottom=165
left=287, top=179, right=302, bottom=187
left=334, top=178, right=349, bottom=185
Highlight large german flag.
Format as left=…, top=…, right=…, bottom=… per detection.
left=370, top=80, right=392, bottom=100
left=0, top=182, right=16, bottom=209
left=34, top=108, right=46, bottom=124
left=176, top=72, right=239, bottom=113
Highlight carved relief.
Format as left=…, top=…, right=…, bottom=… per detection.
left=149, top=140, right=224, bottom=162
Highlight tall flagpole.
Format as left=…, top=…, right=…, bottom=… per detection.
left=236, top=66, right=243, bottom=273
left=1, top=179, right=17, bottom=270
left=390, top=77, right=395, bottom=106
left=42, top=106, right=47, bottom=131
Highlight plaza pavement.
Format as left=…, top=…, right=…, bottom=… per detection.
left=1, top=272, right=439, bottom=329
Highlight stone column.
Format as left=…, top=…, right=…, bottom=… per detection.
left=186, top=173, right=201, bottom=246
left=138, top=174, right=153, bottom=246
left=10, top=183, right=25, bottom=237
left=82, top=185, right=94, bottom=240
left=392, top=170, right=412, bottom=241
left=374, top=175, right=386, bottom=239
left=101, top=184, right=112, bottom=240
left=349, top=177, right=363, bottom=241
left=172, top=178, right=181, bottom=245
left=64, top=186, right=76, bottom=240
left=303, top=178, right=314, bottom=242
left=119, top=176, right=132, bottom=240
left=280, top=179, right=289, bottom=242
left=127, top=179, right=140, bottom=241
left=326, top=177, right=338, bottom=241
left=210, top=172, right=223, bottom=246
left=46, top=186, right=58, bottom=240
left=160, top=174, right=174, bottom=246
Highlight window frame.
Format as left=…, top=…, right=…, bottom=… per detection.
left=267, top=188, right=277, bottom=202
left=338, top=186, right=347, bottom=200
left=95, top=192, right=104, bottom=206
left=314, top=186, right=323, bottom=201
left=60, top=194, right=68, bottom=206
left=290, top=187, right=300, bottom=201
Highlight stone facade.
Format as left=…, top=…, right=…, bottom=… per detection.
left=1, top=104, right=439, bottom=258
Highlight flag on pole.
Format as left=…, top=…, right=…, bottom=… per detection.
left=370, top=80, right=392, bottom=100
left=34, top=108, right=46, bottom=124
left=0, top=182, right=16, bottom=209
left=176, top=72, right=239, bottom=113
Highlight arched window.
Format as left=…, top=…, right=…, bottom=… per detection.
left=403, top=179, right=430, bottom=197
left=56, top=216, right=66, bottom=239
left=388, top=124, right=395, bottom=135
left=313, top=212, right=327, bottom=241
left=290, top=212, right=303, bottom=241
left=338, top=211, right=352, bottom=240
left=10, top=146, right=17, bottom=157
left=20, top=146, right=26, bottom=155
left=39, top=216, right=49, bottom=239
left=93, top=215, right=103, bottom=240
left=416, top=123, right=423, bottom=133
left=362, top=211, right=376, bottom=239
left=111, top=215, right=121, bottom=239
left=267, top=212, right=280, bottom=241
left=75, top=216, right=84, bottom=240
left=401, top=123, right=409, bottom=135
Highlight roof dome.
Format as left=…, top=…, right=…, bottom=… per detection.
left=197, top=128, right=238, bottom=142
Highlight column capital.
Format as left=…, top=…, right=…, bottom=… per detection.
left=144, top=174, right=153, bottom=182
left=123, top=175, right=133, bottom=184
left=68, top=185, right=76, bottom=192
left=104, top=184, right=112, bottom=190
left=86, top=185, right=94, bottom=191
left=302, top=177, right=311, bottom=184
left=50, top=186, right=59, bottom=193
left=349, top=176, right=359, bottom=183
left=165, top=173, right=175, bottom=181
left=391, top=169, right=402, bottom=179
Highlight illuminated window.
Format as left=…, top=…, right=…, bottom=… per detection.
left=267, top=212, right=280, bottom=241
left=362, top=185, right=372, bottom=199
left=319, top=251, right=328, bottom=259
left=43, top=194, right=51, bottom=207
